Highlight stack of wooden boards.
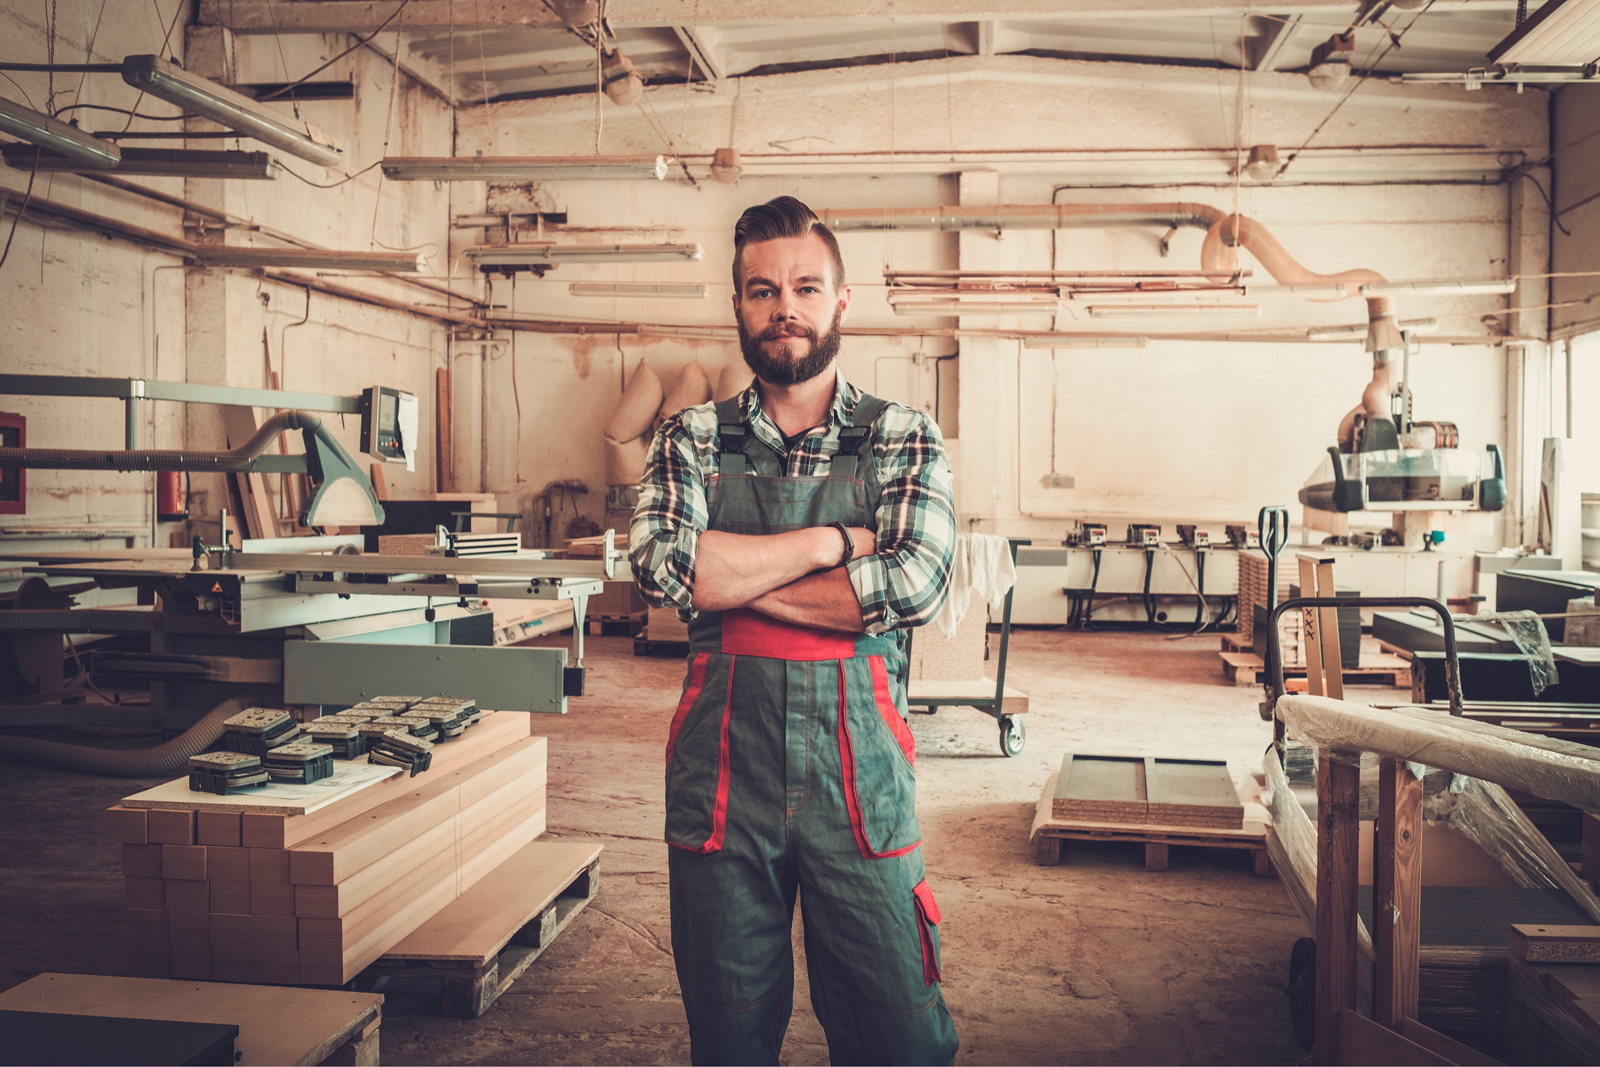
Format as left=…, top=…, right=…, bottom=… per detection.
left=104, top=710, right=547, bottom=987
left=1032, top=753, right=1270, bottom=873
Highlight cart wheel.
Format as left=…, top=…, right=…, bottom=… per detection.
left=999, top=715, right=1026, bottom=757
left=1287, top=936, right=1316, bottom=1053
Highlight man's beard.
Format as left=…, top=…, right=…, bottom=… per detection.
left=738, top=307, right=843, bottom=386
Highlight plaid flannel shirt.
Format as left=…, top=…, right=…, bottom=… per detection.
left=629, top=374, right=956, bottom=635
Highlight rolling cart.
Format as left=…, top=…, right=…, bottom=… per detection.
left=904, top=538, right=1030, bottom=757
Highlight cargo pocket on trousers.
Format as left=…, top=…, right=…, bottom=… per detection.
left=837, top=660, right=922, bottom=860
left=912, top=879, right=942, bottom=986
left=664, top=653, right=734, bottom=854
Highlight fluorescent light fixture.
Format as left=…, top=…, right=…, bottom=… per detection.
left=383, top=155, right=670, bottom=181
left=191, top=247, right=426, bottom=272
left=465, top=243, right=704, bottom=267
left=1, top=143, right=277, bottom=179
left=1244, top=284, right=1352, bottom=299
left=121, top=54, right=342, bottom=167
left=1022, top=335, right=1150, bottom=349
left=1359, top=279, right=1516, bottom=296
left=1307, top=317, right=1439, bottom=341
left=569, top=282, right=708, bottom=298
left=1489, top=0, right=1600, bottom=64
left=0, top=95, right=120, bottom=168
left=1088, top=304, right=1261, bottom=318
left=636, top=325, right=736, bottom=340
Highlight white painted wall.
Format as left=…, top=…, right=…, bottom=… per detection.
left=452, top=55, right=1547, bottom=553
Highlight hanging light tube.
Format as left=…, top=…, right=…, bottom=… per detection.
left=191, top=247, right=425, bottom=272
left=1022, top=335, right=1150, bottom=349
left=1087, top=304, right=1261, bottom=318
left=382, top=155, right=671, bottom=181
left=121, top=54, right=342, bottom=167
left=465, top=243, right=704, bottom=266
left=637, top=325, right=736, bottom=340
left=1, top=143, right=277, bottom=179
left=1358, top=279, right=1516, bottom=296
left=0, top=96, right=120, bottom=168
left=569, top=282, right=708, bottom=298
left=1307, top=317, right=1439, bottom=341
left=892, top=301, right=1061, bottom=316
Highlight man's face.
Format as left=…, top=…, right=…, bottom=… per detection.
left=733, top=232, right=850, bottom=387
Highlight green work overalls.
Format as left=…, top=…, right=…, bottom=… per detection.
left=665, top=394, right=959, bottom=1066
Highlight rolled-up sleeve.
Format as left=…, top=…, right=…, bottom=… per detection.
left=845, top=413, right=956, bottom=635
left=629, top=417, right=706, bottom=613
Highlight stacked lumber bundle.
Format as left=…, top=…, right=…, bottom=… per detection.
left=104, top=710, right=546, bottom=987
left=1236, top=551, right=1300, bottom=662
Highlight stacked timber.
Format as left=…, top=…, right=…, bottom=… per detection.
left=907, top=609, right=987, bottom=682
left=104, top=710, right=545, bottom=987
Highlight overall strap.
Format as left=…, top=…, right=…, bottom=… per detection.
left=713, top=398, right=748, bottom=476
left=830, top=394, right=889, bottom=481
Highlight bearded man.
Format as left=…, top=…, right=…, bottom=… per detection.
left=631, top=195, right=959, bottom=1066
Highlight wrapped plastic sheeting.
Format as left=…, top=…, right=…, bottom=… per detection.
left=1278, top=695, right=1600, bottom=813
left=1464, top=610, right=1558, bottom=695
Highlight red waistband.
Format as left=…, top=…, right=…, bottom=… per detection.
left=718, top=608, right=858, bottom=661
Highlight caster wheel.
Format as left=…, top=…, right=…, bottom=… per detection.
left=999, top=715, right=1026, bottom=757
left=1288, top=936, right=1316, bottom=1053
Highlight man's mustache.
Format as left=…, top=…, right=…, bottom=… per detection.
left=759, top=323, right=816, bottom=342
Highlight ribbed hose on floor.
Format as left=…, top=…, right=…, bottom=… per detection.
left=0, top=696, right=247, bottom=778
left=0, top=411, right=317, bottom=472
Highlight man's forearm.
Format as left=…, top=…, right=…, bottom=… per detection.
left=746, top=568, right=866, bottom=632
left=689, top=528, right=841, bottom=612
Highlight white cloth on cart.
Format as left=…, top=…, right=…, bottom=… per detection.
left=931, top=532, right=1017, bottom=639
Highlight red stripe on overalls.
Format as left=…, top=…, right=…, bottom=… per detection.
left=869, top=655, right=915, bottom=766
left=666, top=653, right=737, bottom=854
left=720, top=608, right=857, bottom=660
left=913, top=879, right=942, bottom=986
left=837, top=662, right=921, bottom=860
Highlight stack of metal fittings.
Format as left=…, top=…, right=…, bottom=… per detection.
left=222, top=707, right=301, bottom=756
left=263, top=741, right=336, bottom=784
left=187, top=751, right=271, bottom=794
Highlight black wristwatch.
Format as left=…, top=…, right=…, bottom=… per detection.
left=829, top=522, right=853, bottom=568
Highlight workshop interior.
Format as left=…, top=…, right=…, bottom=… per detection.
left=1, top=0, right=1599, bottom=1064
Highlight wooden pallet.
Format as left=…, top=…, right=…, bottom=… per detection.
left=586, top=613, right=645, bottom=637
left=1219, top=650, right=1412, bottom=689
left=357, top=839, right=601, bottom=1018
left=633, top=636, right=689, bottom=657
left=1031, top=768, right=1272, bottom=876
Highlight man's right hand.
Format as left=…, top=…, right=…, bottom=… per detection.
left=689, top=525, right=876, bottom=613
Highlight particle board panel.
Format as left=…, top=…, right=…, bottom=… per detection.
left=212, top=948, right=257, bottom=985
left=210, top=913, right=254, bottom=951
left=254, top=949, right=299, bottom=986
left=165, top=879, right=209, bottom=914
left=240, top=711, right=532, bottom=849
left=1051, top=754, right=1245, bottom=829
left=459, top=801, right=548, bottom=895
left=196, top=810, right=242, bottom=847
left=209, top=880, right=252, bottom=916
left=146, top=809, right=194, bottom=845
left=168, top=912, right=210, bottom=947
left=385, top=839, right=604, bottom=963
left=161, top=844, right=207, bottom=881
left=251, top=882, right=296, bottom=917
left=905, top=678, right=1028, bottom=716
left=1053, top=754, right=1147, bottom=823
left=125, top=877, right=165, bottom=911
left=1511, top=923, right=1600, bottom=963
left=252, top=915, right=298, bottom=953
left=298, top=846, right=462, bottom=986
left=249, top=848, right=290, bottom=883
left=292, top=817, right=458, bottom=919
left=1145, top=758, right=1246, bottom=830
left=207, top=846, right=251, bottom=883
left=121, top=844, right=163, bottom=878
left=0, top=972, right=384, bottom=1067
left=126, top=909, right=168, bottom=945
left=288, top=736, right=545, bottom=886
left=124, top=762, right=403, bottom=818
left=103, top=806, right=148, bottom=844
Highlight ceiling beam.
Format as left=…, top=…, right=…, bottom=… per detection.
left=199, top=0, right=1362, bottom=33
left=1247, top=14, right=1302, bottom=71
left=977, top=20, right=998, bottom=57
left=672, top=25, right=726, bottom=80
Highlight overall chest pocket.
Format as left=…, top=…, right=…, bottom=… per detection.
left=836, top=655, right=921, bottom=859
left=663, top=653, right=736, bottom=853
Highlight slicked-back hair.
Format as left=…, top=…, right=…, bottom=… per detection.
left=731, top=195, right=846, bottom=292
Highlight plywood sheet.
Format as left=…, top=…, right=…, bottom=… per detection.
left=0, top=973, right=381, bottom=1067
left=384, top=839, right=603, bottom=963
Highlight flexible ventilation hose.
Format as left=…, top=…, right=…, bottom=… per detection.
left=0, top=696, right=246, bottom=778
left=0, top=411, right=319, bottom=472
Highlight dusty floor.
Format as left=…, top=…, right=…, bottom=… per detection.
left=0, top=628, right=1347, bottom=1065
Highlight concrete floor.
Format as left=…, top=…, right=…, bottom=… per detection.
left=0, top=628, right=1337, bottom=1065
